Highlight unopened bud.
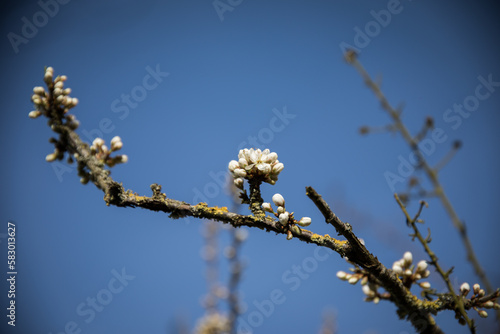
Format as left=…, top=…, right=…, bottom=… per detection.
left=234, top=178, right=244, bottom=190
left=460, top=282, right=470, bottom=296
left=272, top=193, right=285, bottom=207
left=296, top=217, right=311, bottom=227
left=416, top=260, right=428, bottom=273
left=261, top=203, right=273, bottom=213
left=279, top=212, right=289, bottom=226
left=29, top=110, right=42, bottom=118
left=478, top=310, right=488, bottom=318
left=228, top=160, right=239, bottom=172
left=336, top=271, right=348, bottom=280
left=403, top=251, right=413, bottom=266
left=348, top=276, right=359, bottom=285
left=45, top=152, right=58, bottom=162
left=419, top=282, right=431, bottom=289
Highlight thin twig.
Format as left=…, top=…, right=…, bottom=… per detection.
left=345, top=50, right=493, bottom=296
left=394, top=195, right=475, bottom=332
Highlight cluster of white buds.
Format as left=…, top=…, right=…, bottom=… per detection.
left=90, top=136, right=128, bottom=168
left=458, top=282, right=499, bottom=320
left=30, top=67, right=80, bottom=130
left=392, top=251, right=431, bottom=290
left=261, top=193, right=311, bottom=240
left=228, top=148, right=284, bottom=189
left=194, top=312, right=230, bottom=334
left=336, top=269, right=389, bottom=304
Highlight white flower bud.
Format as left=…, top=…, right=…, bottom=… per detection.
left=92, top=138, right=104, bottom=147
left=473, top=284, right=481, bottom=295
left=297, top=217, right=311, bottom=227
left=71, top=97, right=79, bottom=106
left=404, top=269, right=412, bottom=277
left=403, top=251, right=413, bottom=266
left=63, top=88, right=71, bottom=95
left=33, top=86, right=45, bottom=95
left=272, top=162, right=284, bottom=174
left=111, top=136, right=121, bottom=145
left=44, top=71, right=53, bottom=84
left=460, top=282, right=470, bottom=296
left=279, top=212, right=289, bottom=225
left=348, top=276, right=359, bottom=285
left=362, top=284, right=376, bottom=297
left=32, top=96, right=42, bottom=105
left=419, top=282, right=431, bottom=289
left=228, top=160, right=239, bottom=172
left=478, top=289, right=485, bottom=297
left=277, top=206, right=285, bottom=214
left=111, top=141, right=123, bottom=151
left=392, top=263, right=403, bottom=275
left=264, top=152, right=278, bottom=163
left=238, top=157, right=248, bottom=168
left=234, top=178, right=244, bottom=189
left=120, top=155, right=128, bottom=163
left=29, top=110, right=42, bottom=118
left=373, top=296, right=380, bottom=304
left=272, top=193, right=285, bottom=207
left=416, top=260, right=428, bottom=273
left=336, top=271, right=348, bottom=280
left=484, top=301, right=494, bottom=309
left=261, top=203, right=273, bottom=212
left=45, top=152, right=58, bottom=162
left=233, top=168, right=247, bottom=178
left=478, top=310, right=488, bottom=318
left=422, top=270, right=430, bottom=278
left=54, top=81, right=64, bottom=89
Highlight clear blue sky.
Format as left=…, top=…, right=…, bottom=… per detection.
left=1, top=0, right=500, bottom=333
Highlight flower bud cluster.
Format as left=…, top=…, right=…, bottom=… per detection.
left=261, top=193, right=311, bottom=240
left=336, top=269, right=389, bottom=304
left=458, top=282, right=499, bottom=320
left=194, top=312, right=230, bottom=334
left=30, top=67, right=80, bottom=130
left=392, top=251, right=431, bottom=290
left=228, top=148, right=284, bottom=189
left=90, top=136, right=128, bottom=168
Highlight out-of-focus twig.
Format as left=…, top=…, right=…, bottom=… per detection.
left=344, top=50, right=493, bottom=296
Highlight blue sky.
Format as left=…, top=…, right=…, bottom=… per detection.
left=1, top=0, right=500, bottom=333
